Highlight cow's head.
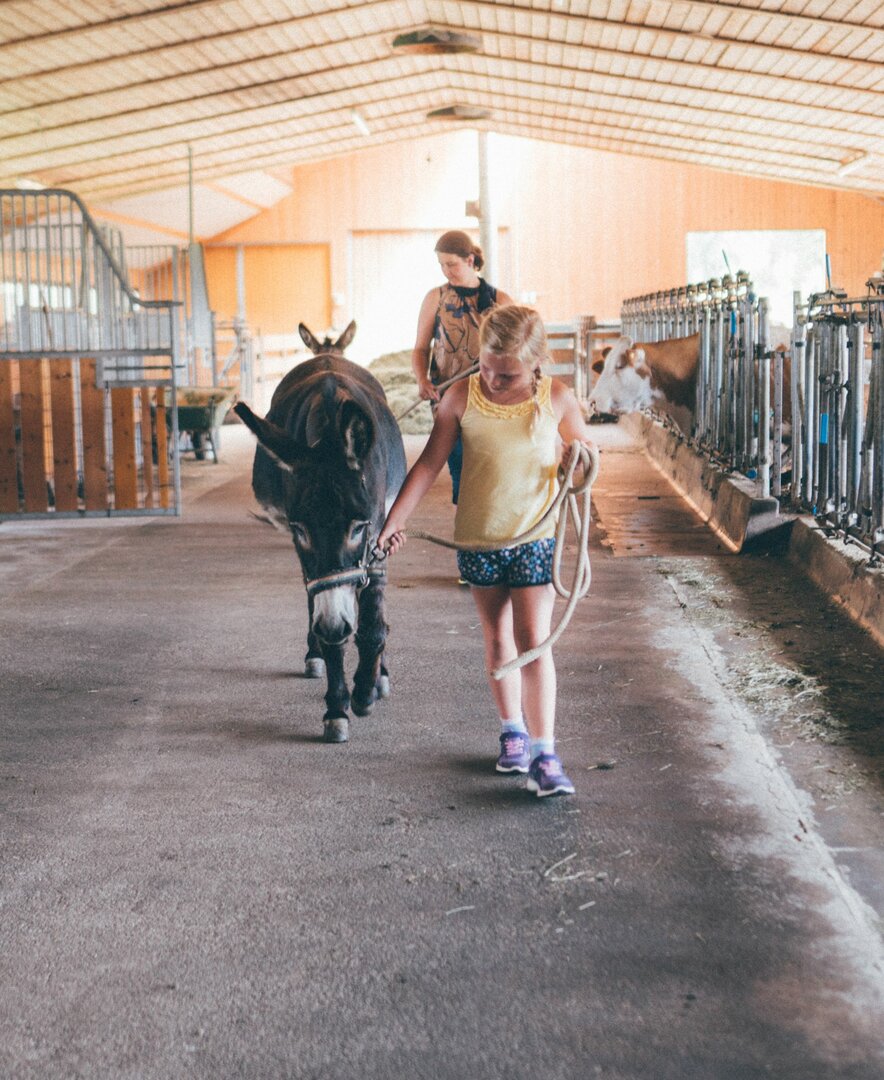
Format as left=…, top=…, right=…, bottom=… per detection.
left=587, top=336, right=654, bottom=415
left=299, top=320, right=357, bottom=356
left=234, top=390, right=378, bottom=645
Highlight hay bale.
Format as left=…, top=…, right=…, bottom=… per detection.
left=369, top=350, right=433, bottom=434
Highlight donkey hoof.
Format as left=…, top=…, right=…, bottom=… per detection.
left=323, top=716, right=349, bottom=743
left=378, top=674, right=391, bottom=699
left=305, top=657, right=326, bottom=679
left=351, top=693, right=375, bottom=718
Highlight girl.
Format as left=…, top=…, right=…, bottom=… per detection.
left=380, top=305, right=598, bottom=797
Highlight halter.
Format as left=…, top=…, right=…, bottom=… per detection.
left=296, top=527, right=387, bottom=597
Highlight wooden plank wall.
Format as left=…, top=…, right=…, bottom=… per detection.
left=0, top=362, right=19, bottom=512
left=0, top=358, right=171, bottom=516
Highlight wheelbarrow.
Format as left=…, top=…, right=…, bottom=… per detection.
left=167, top=386, right=237, bottom=463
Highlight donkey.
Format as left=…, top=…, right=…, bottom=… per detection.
left=234, top=321, right=406, bottom=742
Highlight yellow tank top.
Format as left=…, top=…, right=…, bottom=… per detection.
left=454, top=374, right=560, bottom=545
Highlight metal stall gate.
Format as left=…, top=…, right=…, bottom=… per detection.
left=0, top=189, right=182, bottom=519
left=791, top=276, right=884, bottom=559
left=621, top=273, right=785, bottom=497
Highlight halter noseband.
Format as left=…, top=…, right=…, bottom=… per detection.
left=295, top=527, right=387, bottom=597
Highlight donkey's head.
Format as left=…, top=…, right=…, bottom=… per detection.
left=298, top=320, right=357, bottom=356
left=234, top=382, right=378, bottom=645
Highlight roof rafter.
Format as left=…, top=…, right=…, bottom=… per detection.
left=33, top=83, right=874, bottom=201
left=2, top=0, right=881, bottom=88
left=5, top=59, right=874, bottom=181
left=1, top=0, right=882, bottom=57
left=69, top=111, right=872, bottom=208
left=2, top=23, right=880, bottom=164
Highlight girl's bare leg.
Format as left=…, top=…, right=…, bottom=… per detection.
left=510, top=584, right=557, bottom=743
left=469, top=586, right=522, bottom=720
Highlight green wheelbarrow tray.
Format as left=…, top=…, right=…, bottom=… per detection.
left=165, top=386, right=238, bottom=462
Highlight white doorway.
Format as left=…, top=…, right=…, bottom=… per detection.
left=347, top=228, right=512, bottom=366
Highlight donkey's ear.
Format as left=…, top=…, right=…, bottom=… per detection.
left=333, top=320, right=357, bottom=353
left=233, top=402, right=297, bottom=470
left=299, top=323, right=322, bottom=353
left=304, top=397, right=328, bottom=448
left=338, top=400, right=374, bottom=470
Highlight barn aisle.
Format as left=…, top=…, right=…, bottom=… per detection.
left=1, top=423, right=882, bottom=1080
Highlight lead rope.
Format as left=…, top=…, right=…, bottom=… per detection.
left=401, top=440, right=600, bottom=680
left=394, top=363, right=479, bottom=421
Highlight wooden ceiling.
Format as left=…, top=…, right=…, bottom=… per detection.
left=1, top=0, right=882, bottom=202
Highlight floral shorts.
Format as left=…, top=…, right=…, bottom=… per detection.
left=456, top=538, right=556, bottom=588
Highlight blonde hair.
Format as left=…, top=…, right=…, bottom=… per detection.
left=479, top=304, right=547, bottom=431
left=434, top=230, right=484, bottom=271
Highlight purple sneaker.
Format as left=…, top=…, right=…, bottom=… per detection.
left=526, top=753, right=575, bottom=797
left=496, top=731, right=530, bottom=774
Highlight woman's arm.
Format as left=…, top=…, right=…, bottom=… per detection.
left=411, top=289, right=441, bottom=402
left=378, top=384, right=465, bottom=554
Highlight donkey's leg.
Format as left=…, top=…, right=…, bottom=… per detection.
left=304, top=594, right=326, bottom=678
left=352, top=580, right=388, bottom=717
left=378, top=654, right=391, bottom=699
left=320, top=640, right=350, bottom=742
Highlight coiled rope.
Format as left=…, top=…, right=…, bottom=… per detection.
left=404, top=440, right=599, bottom=680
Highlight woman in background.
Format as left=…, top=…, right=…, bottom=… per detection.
left=411, top=230, right=514, bottom=503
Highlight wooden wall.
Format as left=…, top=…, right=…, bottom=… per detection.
left=203, top=243, right=330, bottom=335
left=210, top=130, right=884, bottom=333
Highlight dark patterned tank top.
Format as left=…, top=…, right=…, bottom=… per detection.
left=430, top=279, right=499, bottom=384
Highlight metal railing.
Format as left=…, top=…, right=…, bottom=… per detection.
left=0, top=189, right=183, bottom=516
left=791, top=277, right=884, bottom=557
left=0, top=190, right=181, bottom=385
left=622, top=273, right=784, bottom=495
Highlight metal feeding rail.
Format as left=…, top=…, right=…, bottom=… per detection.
left=622, top=272, right=785, bottom=496
left=792, top=277, right=884, bottom=559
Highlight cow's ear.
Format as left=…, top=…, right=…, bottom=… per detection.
left=234, top=402, right=297, bottom=470
left=339, top=400, right=374, bottom=470
left=299, top=323, right=322, bottom=353
left=334, top=320, right=357, bottom=352
left=592, top=350, right=608, bottom=374
left=632, top=348, right=651, bottom=377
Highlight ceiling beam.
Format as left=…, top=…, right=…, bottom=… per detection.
left=2, top=0, right=881, bottom=92
left=33, top=85, right=874, bottom=203
left=87, top=205, right=198, bottom=243
left=1, top=23, right=880, bottom=163
left=1, top=0, right=881, bottom=62
left=2, top=45, right=879, bottom=180
left=65, top=113, right=873, bottom=208
left=4, top=60, right=870, bottom=183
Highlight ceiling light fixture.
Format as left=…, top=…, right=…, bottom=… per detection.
left=392, top=27, right=482, bottom=54
left=426, top=105, right=492, bottom=121
left=350, top=110, right=370, bottom=136
left=14, top=178, right=46, bottom=190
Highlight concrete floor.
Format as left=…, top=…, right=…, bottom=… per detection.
left=1, top=422, right=882, bottom=1080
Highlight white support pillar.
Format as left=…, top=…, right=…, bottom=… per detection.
left=478, top=131, right=497, bottom=284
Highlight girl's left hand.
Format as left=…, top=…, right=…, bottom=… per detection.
left=377, top=527, right=407, bottom=556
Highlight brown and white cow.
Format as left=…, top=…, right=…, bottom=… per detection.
left=588, top=334, right=700, bottom=431
left=588, top=332, right=792, bottom=430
